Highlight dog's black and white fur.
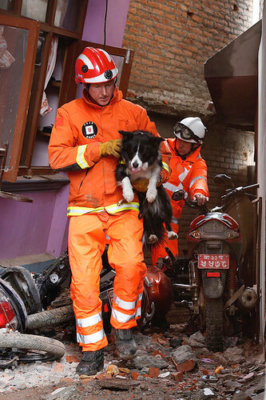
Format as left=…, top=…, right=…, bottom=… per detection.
left=115, top=130, right=177, bottom=247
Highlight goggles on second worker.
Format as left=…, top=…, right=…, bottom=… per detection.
left=173, top=122, right=201, bottom=143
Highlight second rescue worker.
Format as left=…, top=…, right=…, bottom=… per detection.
left=48, top=47, right=171, bottom=376
left=151, top=117, right=209, bottom=266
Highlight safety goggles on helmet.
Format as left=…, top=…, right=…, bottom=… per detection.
left=173, top=122, right=202, bottom=143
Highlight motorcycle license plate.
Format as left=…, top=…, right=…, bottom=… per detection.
left=198, top=254, right=229, bottom=269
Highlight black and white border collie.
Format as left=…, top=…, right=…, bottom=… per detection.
left=115, top=130, right=177, bottom=247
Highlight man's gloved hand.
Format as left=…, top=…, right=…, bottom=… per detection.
left=99, top=139, right=122, bottom=158
left=193, top=193, right=209, bottom=206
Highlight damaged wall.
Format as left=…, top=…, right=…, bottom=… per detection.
left=122, top=0, right=254, bottom=115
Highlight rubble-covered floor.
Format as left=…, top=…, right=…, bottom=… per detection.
left=0, top=319, right=264, bottom=400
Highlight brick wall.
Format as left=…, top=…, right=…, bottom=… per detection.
left=123, top=0, right=254, bottom=114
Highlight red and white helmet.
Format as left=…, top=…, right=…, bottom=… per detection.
left=75, top=47, right=118, bottom=84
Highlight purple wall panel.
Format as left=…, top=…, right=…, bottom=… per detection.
left=82, top=0, right=130, bottom=46
left=46, top=184, right=69, bottom=257
left=0, top=192, right=55, bottom=260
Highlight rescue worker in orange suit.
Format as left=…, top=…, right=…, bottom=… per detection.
left=151, top=117, right=209, bottom=266
left=48, top=47, right=171, bottom=376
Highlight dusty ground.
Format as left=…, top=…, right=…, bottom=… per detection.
left=0, top=307, right=264, bottom=400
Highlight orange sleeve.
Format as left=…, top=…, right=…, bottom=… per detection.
left=48, top=107, right=100, bottom=171
left=188, top=158, right=209, bottom=198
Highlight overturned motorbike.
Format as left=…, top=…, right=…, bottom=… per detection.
left=161, top=174, right=259, bottom=352
left=0, top=244, right=172, bottom=366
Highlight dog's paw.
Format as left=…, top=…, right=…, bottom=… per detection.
left=123, top=187, right=134, bottom=202
left=168, top=231, right=178, bottom=240
left=148, top=234, right=158, bottom=244
left=146, top=187, right=157, bottom=203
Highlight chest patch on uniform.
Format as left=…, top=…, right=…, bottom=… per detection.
left=82, top=122, right=98, bottom=139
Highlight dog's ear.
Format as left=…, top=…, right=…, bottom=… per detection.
left=118, top=130, right=134, bottom=140
left=153, top=136, right=165, bottom=144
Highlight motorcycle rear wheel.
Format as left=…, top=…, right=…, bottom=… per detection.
left=0, top=331, right=65, bottom=366
left=205, top=297, right=223, bottom=352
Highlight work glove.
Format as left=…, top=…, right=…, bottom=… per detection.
left=99, top=139, right=122, bottom=158
left=193, top=193, right=209, bottom=206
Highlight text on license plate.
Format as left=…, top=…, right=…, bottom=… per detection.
left=198, top=254, right=229, bottom=269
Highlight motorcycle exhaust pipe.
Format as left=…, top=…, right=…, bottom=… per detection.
left=237, top=287, right=258, bottom=311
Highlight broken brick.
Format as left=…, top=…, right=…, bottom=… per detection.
left=148, top=367, right=160, bottom=378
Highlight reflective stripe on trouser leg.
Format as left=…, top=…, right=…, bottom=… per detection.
left=106, top=211, right=146, bottom=329
left=68, top=214, right=108, bottom=351
left=151, top=220, right=179, bottom=266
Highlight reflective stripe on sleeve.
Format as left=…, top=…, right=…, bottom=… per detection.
left=77, top=328, right=106, bottom=345
left=76, top=312, right=102, bottom=328
left=162, top=161, right=170, bottom=173
left=76, top=145, right=90, bottom=169
left=189, top=175, right=207, bottom=189
left=163, top=182, right=181, bottom=193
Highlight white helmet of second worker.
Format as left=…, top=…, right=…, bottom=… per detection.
left=173, top=117, right=206, bottom=144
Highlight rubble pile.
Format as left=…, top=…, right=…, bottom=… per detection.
left=0, top=324, right=264, bottom=400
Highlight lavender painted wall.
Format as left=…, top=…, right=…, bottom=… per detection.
left=0, top=1, right=130, bottom=261
left=82, top=0, right=130, bottom=46
left=0, top=190, right=60, bottom=259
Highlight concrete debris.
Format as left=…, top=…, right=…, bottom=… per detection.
left=172, top=344, right=197, bottom=372
left=0, top=326, right=264, bottom=400
left=133, top=353, right=168, bottom=370
left=45, top=386, right=76, bottom=400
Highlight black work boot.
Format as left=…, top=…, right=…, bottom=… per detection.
left=76, top=349, right=104, bottom=376
left=115, top=329, right=137, bottom=360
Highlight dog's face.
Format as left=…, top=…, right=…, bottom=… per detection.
left=119, top=130, right=164, bottom=173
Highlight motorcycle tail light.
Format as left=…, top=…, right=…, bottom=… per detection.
left=188, top=219, right=239, bottom=241
left=0, top=289, right=15, bottom=328
left=190, top=230, right=201, bottom=240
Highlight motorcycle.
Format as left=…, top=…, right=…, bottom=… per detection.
left=161, top=174, right=259, bottom=352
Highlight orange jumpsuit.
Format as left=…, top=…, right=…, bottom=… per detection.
left=151, top=138, right=209, bottom=266
left=48, top=87, right=170, bottom=351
